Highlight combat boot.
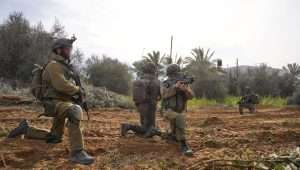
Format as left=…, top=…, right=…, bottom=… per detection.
left=165, top=133, right=177, bottom=142
left=121, top=123, right=130, bottom=136
left=7, top=120, right=29, bottom=138
left=180, top=140, right=193, bottom=156
left=144, top=127, right=161, bottom=138
left=70, top=150, right=94, bottom=165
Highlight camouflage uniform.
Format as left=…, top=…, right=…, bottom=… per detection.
left=121, top=63, right=161, bottom=137
left=161, top=81, right=193, bottom=141
left=8, top=37, right=94, bottom=165
left=161, top=64, right=194, bottom=156
left=25, top=52, right=84, bottom=152
left=238, top=87, right=259, bottom=114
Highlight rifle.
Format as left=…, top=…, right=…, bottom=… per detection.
left=71, top=68, right=90, bottom=120
left=56, top=60, right=90, bottom=120
left=160, top=73, right=194, bottom=114
left=163, top=73, right=194, bottom=88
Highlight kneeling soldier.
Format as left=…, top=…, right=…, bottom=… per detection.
left=8, top=37, right=94, bottom=165
left=161, top=64, right=194, bottom=156
left=238, top=86, right=259, bottom=115
left=121, top=62, right=161, bottom=138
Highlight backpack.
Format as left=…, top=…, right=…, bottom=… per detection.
left=31, top=64, right=46, bottom=101
left=132, top=79, right=150, bottom=104
left=249, top=94, right=260, bottom=104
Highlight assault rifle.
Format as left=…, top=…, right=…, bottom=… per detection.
left=163, top=73, right=194, bottom=88
left=160, top=73, right=194, bottom=114
left=72, top=72, right=90, bottom=120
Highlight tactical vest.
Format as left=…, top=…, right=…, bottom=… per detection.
left=239, top=94, right=259, bottom=105
left=162, top=78, right=187, bottom=113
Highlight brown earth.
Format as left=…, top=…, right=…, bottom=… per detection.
left=0, top=106, right=300, bottom=169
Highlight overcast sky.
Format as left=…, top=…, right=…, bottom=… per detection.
left=0, top=0, right=299, bottom=68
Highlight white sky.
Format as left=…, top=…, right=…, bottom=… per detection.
left=1, top=0, right=300, bottom=68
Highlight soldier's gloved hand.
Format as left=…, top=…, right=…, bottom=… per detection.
left=176, top=81, right=190, bottom=92
left=175, top=81, right=185, bottom=90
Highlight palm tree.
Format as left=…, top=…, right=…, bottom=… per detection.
left=185, top=47, right=215, bottom=66
left=132, top=60, right=147, bottom=77
left=143, top=51, right=165, bottom=77
left=143, top=51, right=165, bottom=67
left=163, top=53, right=184, bottom=67
left=283, top=63, right=300, bottom=78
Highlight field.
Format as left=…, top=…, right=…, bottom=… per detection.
left=0, top=103, right=300, bottom=169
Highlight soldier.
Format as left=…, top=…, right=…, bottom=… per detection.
left=238, top=86, right=259, bottom=115
left=121, top=62, right=161, bottom=138
left=7, top=37, right=94, bottom=165
left=161, top=64, right=194, bottom=156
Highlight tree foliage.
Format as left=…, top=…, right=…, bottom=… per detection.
left=85, top=55, right=132, bottom=95
left=184, top=47, right=227, bottom=99
left=0, top=12, right=67, bottom=86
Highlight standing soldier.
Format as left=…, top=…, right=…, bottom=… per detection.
left=161, top=64, right=194, bottom=156
left=7, top=37, right=94, bottom=165
left=121, top=62, right=161, bottom=137
left=238, top=86, right=259, bottom=115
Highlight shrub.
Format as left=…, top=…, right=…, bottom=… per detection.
left=85, top=55, right=133, bottom=95
left=287, top=88, right=300, bottom=105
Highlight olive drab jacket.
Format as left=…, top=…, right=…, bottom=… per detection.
left=42, top=52, right=80, bottom=115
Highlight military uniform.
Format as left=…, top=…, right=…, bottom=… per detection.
left=238, top=88, right=259, bottom=115
left=23, top=53, right=83, bottom=152
left=8, top=37, right=94, bottom=165
left=121, top=63, right=161, bottom=137
left=161, top=79, right=193, bottom=141
left=161, top=64, right=194, bottom=156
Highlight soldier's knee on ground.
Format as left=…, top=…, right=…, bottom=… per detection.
left=66, top=104, right=83, bottom=127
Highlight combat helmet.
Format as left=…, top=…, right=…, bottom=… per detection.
left=52, top=35, right=77, bottom=50
left=142, top=62, right=157, bottom=74
left=167, top=64, right=180, bottom=76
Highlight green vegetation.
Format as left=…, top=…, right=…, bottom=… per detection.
left=188, top=96, right=287, bottom=108
left=0, top=12, right=298, bottom=107
left=260, top=96, right=287, bottom=107
left=85, top=55, right=133, bottom=95
left=188, top=98, right=218, bottom=108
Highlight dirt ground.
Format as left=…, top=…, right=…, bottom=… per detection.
left=0, top=105, right=300, bottom=170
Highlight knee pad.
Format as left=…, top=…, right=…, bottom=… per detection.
left=66, top=104, right=83, bottom=125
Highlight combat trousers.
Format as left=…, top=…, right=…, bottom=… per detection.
left=25, top=101, right=84, bottom=153
left=129, top=103, right=156, bottom=134
left=164, top=109, right=186, bottom=141
left=239, top=103, right=256, bottom=114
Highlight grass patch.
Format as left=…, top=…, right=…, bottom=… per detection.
left=260, top=96, right=287, bottom=108
left=223, top=96, right=240, bottom=107
left=188, top=98, right=218, bottom=108
left=188, top=96, right=287, bottom=108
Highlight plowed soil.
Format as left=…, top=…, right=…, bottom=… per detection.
left=1, top=106, right=300, bottom=169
